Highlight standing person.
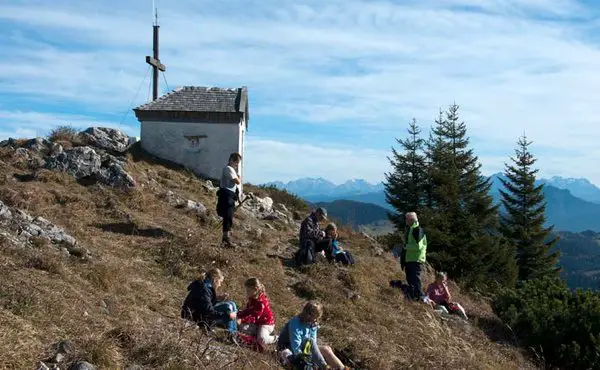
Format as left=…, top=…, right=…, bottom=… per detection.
left=180, top=268, right=238, bottom=340
left=276, top=301, right=346, bottom=369
left=216, top=153, right=242, bottom=248
left=237, top=277, right=277, bottom=352
left=404, top=212, right=427, bottom=301
left=296, top=207, right=331, bottom=266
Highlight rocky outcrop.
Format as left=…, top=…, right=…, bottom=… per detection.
left=0, top=200, right=91, bottom=260
left=45, top=147, right=101, bottom=179
left=81, top=127, right=131, bottom=153
left=164, top=190, right=208, bottom=217
left=45, top=147, right=135, bottom=188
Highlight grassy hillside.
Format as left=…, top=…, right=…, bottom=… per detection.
left=0, top=137, right=534, bottom=369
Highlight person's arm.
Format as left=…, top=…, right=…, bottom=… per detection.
left=226, top=166, right=241, bottom=185
left=305, top=218, right=323, bottom=240
left=238, top=300, right=264, bottom=324
left=443, top=283, right=452, bottom=302
left=199, top=287, right=227, bottom=320
left=289, top=319, right=304, bottom=355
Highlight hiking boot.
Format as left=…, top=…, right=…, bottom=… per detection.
left=221, top=233, right=237, bottom=248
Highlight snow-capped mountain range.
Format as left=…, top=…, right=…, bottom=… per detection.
left=263, top=175, right=600, bottom=205
left=264, top=178, right=384, bottom=198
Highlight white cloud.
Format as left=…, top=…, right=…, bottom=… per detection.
left=0, top=110, right=137, bottom=139
left=0, top=0, right=599, bottom=185
left=244, top=138, right=390, bottom=185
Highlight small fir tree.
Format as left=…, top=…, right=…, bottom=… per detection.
left=499, top=135, right=560, bottom=281
left=384, top=118, right=427, bottom=229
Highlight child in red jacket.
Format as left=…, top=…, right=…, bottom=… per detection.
left=237, top=277, right=277, bottom=350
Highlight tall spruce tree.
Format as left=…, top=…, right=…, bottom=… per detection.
left=384, top=118, right=427, bottom=229
left=499, top=135, right=560, bottom=281
left=422, top=104, right=517, bottom=289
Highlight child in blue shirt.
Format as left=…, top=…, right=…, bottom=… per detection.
left=325, top=223, right=355, bottom=266
left=276, top=301, right=346, bottom=369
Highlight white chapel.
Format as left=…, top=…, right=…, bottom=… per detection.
left=133, top=86, right=249, bottom=181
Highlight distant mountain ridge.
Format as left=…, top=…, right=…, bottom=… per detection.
left=264, top=175, right=600, bottom=204
left=265, top=175, right=600, bottom=232
left=264, top=177, right=384, bottom=198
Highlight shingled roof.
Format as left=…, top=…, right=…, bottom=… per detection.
left=133, top=86, right=249, bottom=126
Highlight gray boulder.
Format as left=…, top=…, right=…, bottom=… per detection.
left=97, top=160, right=136, bottom=188
left=185, top=200, right=207, bottom=215
left=82, top=127, right=130, bottom=153
left=45, top=147, right=135, bottom=188
left=0, top=201, right=12, bottom=220
left=23, top=137, right=50, bottom=152
left=45, top=147, right=101, bottom=179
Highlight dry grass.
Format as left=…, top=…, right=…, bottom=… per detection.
left=0, top=145, right=537, bottom=369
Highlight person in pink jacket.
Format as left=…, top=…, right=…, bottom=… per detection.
left=426, top=272, right=468, bottom=319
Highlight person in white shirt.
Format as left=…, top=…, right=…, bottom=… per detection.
left=216, top=153, right=242, bottom=247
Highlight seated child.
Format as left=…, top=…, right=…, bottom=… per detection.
left=180, top=268, right=238, bottom=337
left=324, top=223, right=355, bottom=266
left=426, top=272, right=468, bottom=320
left=236, top=277, right=277, bottom=351
left=277, top=301, right=347, bottom=369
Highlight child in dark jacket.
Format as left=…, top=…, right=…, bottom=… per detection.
left=237, top=277, right=277, bottom=351
left=325, top=223, right=355, bottom=266
left=180, top=268, right=238, bottom=334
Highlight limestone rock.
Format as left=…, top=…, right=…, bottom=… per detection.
left=257, top=197, right=274, bottom=213
left=203, top=180, right=217, bottom=192
left=0, top=202, right=12, bottom=220
left=45, top=146, right=135, bottom=188
left=0, top=200, right=89, bottom=258
left=97, top=160, right=136, bottom=188
left=23, top=137, right=50, bottom=152
left=15, top=148, right=29, bottom=158
left=45, top=147, right=101, bottom=179
left=82, top=127, right=130, bottom=153
left=185, top=200, right=207, bottom=215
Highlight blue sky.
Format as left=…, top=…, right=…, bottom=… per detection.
left=1, top=0, right=600, bottom=186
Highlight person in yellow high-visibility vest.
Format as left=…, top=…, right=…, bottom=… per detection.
left=404, top=212, right=427, bottom=300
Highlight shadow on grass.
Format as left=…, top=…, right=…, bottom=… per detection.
left=472, top=314, right=519, bottom=347
left=93, top=222, right=174, bottom=238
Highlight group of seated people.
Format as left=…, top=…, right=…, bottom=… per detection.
left=295, top=207, right=355, bottom=267
left=181, top=268, right=349, bottom=369
left=180, top=208, right=469, bottom=368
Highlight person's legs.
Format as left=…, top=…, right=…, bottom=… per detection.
left=221, top=191, right=236, bottom=244
left=413, top=262, right=424, bottom=299
left=257, top=324, right=277, bottom=345
left=405, top=262, right=424, bottom=300
left=319, top=345, right=345, bottom=369
left=404, top=262, right=418, bottom=299
left=307, top=338, right=327, bottom=367
left=335, top=252, right=348, bottom=265
left=315, top=238, right=333, bottom=261
left=213, top=301, right=238, bottom=333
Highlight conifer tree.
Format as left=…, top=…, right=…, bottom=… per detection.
left=384, top=119, right=427, bottom=229
left=499, top=135, right=560, bottom=281
left=422, top=104, right=517, bottom=288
